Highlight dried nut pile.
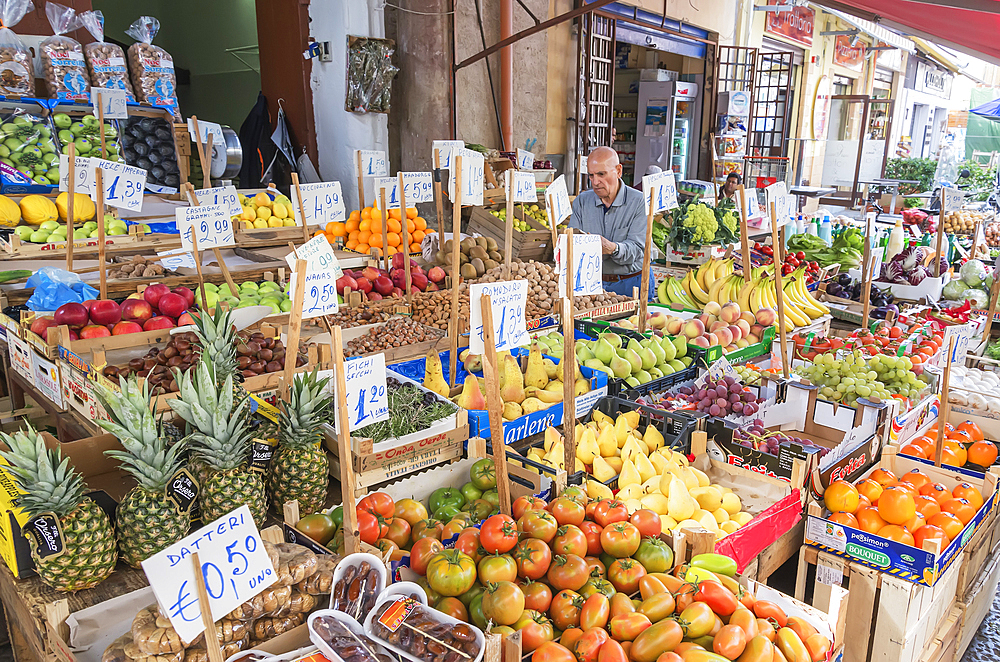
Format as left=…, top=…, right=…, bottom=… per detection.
left=41, top=36, right=89, bottom=100
left=128, top=42, right=177, bottom=110
left=109, top=255, right=166, bottom=279
left=325, top=307, right=388, bottom=328
left=344, top=317, right=443, bottom=356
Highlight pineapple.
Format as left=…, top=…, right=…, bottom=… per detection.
left=0, top=425, right=116, bottom=591
left=269, top=370, right=333, bottom=515
left=171, top=360, right=266, bottom=526
left=190, top=307, right=239, bottom=385
left=93, top=376, right=190, bottom=567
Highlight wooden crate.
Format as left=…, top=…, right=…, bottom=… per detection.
left=466, top=205, right=553, bottom=261
left=918, top=606, right=962, bottom=662
left=0, top=226, right=179, bottom=259
left=953, top=550, right=1000, bottom=661
left=234, top=222, right=321, bottom=249
left=955, top=497, right=1000, bottom=602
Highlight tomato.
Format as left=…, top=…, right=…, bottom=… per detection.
left=441, top=518, right=467, bottom=541
left=561, top=629, right=584, bottom=650
left=547, top=554, right=591, bottom=592
left=580, top=577, right=615, bottom=600
left=678, top=602, right=716, bottom=638
left=458, top=583, right=484, bottom=608
left=416, top=576, right=441, bottom=604
left=607, top=558, right=647, bottom=594
left=357, top=509, right=382, bottom=545
left=690, top=553, right=737, bottom=577
left=454, top=531, right=484, bottom=563
left=533, top=642, right=576, bottom=662
left=729, top=608, right=758, bottom=640
left=585, top=557, right=606, bottom=578
left=481, top=514, right=519, bottom=553
left=597, top=639, right=628, bottom=662
left=435, top=596, right=468, bottom=621
left=482, top=580, right=525, bottom=625
left=522, top=580, right=553, bottom=612
left=425, top=549, right=477, bottom=596
left=295, top=513, right=336, bottom=545
left=377, top=539, right=405, bottom=561
left=776, top=628, right=809, bottom=662
left=513, top=495, right=547, bottom=519
left=695, top=580, right=739, bottom=617
left=519, top=510, right=559, bottom=543
left=713, top=624, right=747, bottom=659
left=515, top=538, right=553, bottom=579
left=578, top=521, right=604, bottom=555
left=632, top=537, right=674, bottom=573
left=572, top=627, right=609, bottom=662
left=552, top=524, right=589, bottom=556
left=756, top=618, right=776, bottom=642
left=479, top=553, right=518, bottom=583
left=674, top=582, right=697, bottom=613
left=738, top=635, right=775, bottom=662
left=600, top=522, right=641, bottom=558
left=629, top=510, right=661, bottom=537
left=469, top=594, right=487, bottom=629
left=563, top=485, right=589, bottom=505
left=637, top=592, right=675, bottom=623
left=580, top=594, right=610, bottom=630
left=629, top=620, right=684, bottom=662
left=460, top=481, right=483, bottom=504
left=412, top=518, right=444, bottom=541
left=805, top=634, right=832, bottom=662
left=609, top=612, right=652, bottom=641
left=609, top=592, right=636, bottom=618
left=359, top=491, right=395, bottom=519
left=470, top=458, right=497, bottom=490
left=593, top=500, right=629, bottom=527
left=550, top=589, right=584, bottom=630
left=549, top=496, right=586, bottom=526
left=515, top=610, right=555, bottom=652
left=638, top=575, right=667, bottom=600
left=753, top=600, right=788, bottom=627
left=785, top=617, right=817, bottom=645
left=654, top=655, right=682, bottom=662
left=429, top=487, right=466, bottom=514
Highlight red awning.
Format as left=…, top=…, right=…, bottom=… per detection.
left=814, top=0, right=1000, bottom=65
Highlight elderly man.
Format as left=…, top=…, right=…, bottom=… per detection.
left=569, top=146, right=654, bottom=299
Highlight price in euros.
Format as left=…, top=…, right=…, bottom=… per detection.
left=169, top=535, right=269, bottom=623
left=353, top=383, right=387, bottom=428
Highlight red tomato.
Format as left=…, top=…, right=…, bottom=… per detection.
left=695, top=580, right=739, bottom=617
left=384, top=517, right=411, bottom=548
left=593, top=500, right=629, bottom=527
left=629, top=510, right=661, bottom=537
left=549, top=497, right=586, bottom=526
left=532, top=642, right=575, bottom=662
left=553, top=525, right=589, bottom=556
left=550, top=589, right=584, bottom=630
left=408, top=537, right=443, bottom=575
left=753, top=600, right=788, bottom=628
left=358, top=491, right=394, bottom=519
left=522, top=580, right=553, bottom=612
left=515, top=537, right=553, bottom=580
left=478, top=553, right=518, bottom=583
left=756, top=618, right=776, bottom=642
left=609, top=612, right=652, bottom=641
left=580, top=594, right=610, bottom=630
left=453, top=531, right=483, bottom=563
left=609, top=592, right=636, bottom=618
left=740, top=635, right=776, bottom=662
left=597, top=639, right=628, bottom=662
left=584, top=556, right=606, bottom=579
left=519, top=510, right=559, bottom=543
left=600, top=522, right=641, bottom=558
left=411, top=518, right=444, bottom=541
left=513, top=496, right=547, bottom=520
left=515, top=610, right=555, bottom=653
left=713, top=624, right=747, bottom=659
left=673, top=582, right=697, bottom=613
left=435, top=596, right=468, bottom=622
left=572, top=628, right=609, bottom=662
left=547, top=554, right=591, bottom=592
left=607, top=558, right=647, bottom=593
left=561, top=629, right=584, bottom=651
left=357, top=509, right=382, bottom=545
left=579, top=521, right=605, bottom=556
left=480, top=514, right=519, bottom=553
left=729, top=608, right=758, bottom=640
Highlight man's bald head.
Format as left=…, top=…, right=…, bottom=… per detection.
left=589, top=146, right=620, bottom=169
left=587, top=146, right=623, bottom=205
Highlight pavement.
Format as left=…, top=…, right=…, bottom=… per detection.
left=961, top=587, right=1000, bottom=661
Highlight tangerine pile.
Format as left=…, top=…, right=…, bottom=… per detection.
left=824, top=466, right=985, bottom=549
left=899, top=420, right=999, bottom=470
left=318, top=205, right=433, bottom=256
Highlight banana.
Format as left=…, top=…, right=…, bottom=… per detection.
left=688, top=273, right=711, bottom=305
left=698, top=258, right=717, bottom=292
left=707, top=274, right=729, bottom=305
left=674, top=282, right=698, bottom=308
left=750, top=280, right=764, bottom=313
left=657, top=278, right=670, bottom=305
left=714, top=258, right=733, bottom=282
left=794, top=277, right=830, bottom=316
left=785, top=281, right=825, bottom=319
left=737, top=277, right=757, bottom=312
left=681, top=272, right=696, bottom=300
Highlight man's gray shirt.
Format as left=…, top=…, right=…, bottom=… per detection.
left=568, top=181, right=648, bottom=275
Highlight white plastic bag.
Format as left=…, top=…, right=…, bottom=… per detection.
left=40, top=2, right=90, bottom=100
left=125, top=16, right=179, bottom=118
left=80, top=9, right=136, bottom=101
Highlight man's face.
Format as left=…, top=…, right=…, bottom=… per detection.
left=725, top=178, right=738, bottom=194
left=588, top=159, right=622, bottom=199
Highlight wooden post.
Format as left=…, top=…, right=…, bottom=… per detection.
left=971, top=221, right=982, bottom=262
left=770, top=204, right=790, bottom=379
left=97, top=102, right=107, bottom=160
left=737, top=185, right=751, bottom=277
left=292, top=172, right=310, bottom=244
left=638, top=196, right=655, bottom=334
left=65, top=142, right=75, bottom=273
left=562, top=228, right=577, bottom=480
left=203, top=133, right=213, bottom=189
left=186, top=184, right=240, bottom=299
left=192, top=231, right=208, bottom=311
left=545, top=189, right=558, bottom=261
left=504, top=173, right=514, bottom=279
left=398, top=172, right=412, bottom=304
left=96, top=169, right=106, bottom=300
left=983, top=274, right=1000, bottom=343
left=934, top=335, right=957, bottom=467
left=433, top=149, right=445, bottom=236
left=861, top=218, right=872, bottom=331
left=331, top=325, right=361, bottom=554
left=479, top=294, right=512, bottom=517
left=936, top=188, right=946, bottom=277
left=191, top=552, right=225, bottom=662
left=448, top=155, right=463, bottom=388
left=356, top=151, right=366, bottom=210
left=282, top=259, right=307, bottom=400
left=191, top=116, right=210, bottom=189
left=379, top=188, right=390, bottom=273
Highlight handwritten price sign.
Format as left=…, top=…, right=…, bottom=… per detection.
left=342, top=353, right=388, bottom=432
left=176, top=204, right=235, bottom=251
left=297, top=181, right=346, bottom=224
left=546, top=175, right=571, bottom=226
left=194, top=185, right=241, bottom=217
left=376, top=174, right=435, bottom=209
left=432, top=140, right=464, bottom=169
left=91, top=159, right=147, bottom=212
left=186, top=119, right=224, bottom=145
left=285, top=234, right=342, bottom=277
left=942, top=187, right=965, bottom=213
left=469, top=280, right=530, bottom=354
left=288, top=269, right=339, bottom=319
left=509, top=171, right=536, bottom=203
left=58, top=155, right=94, bottom=194
left=448, top=146, right=485, bottom=206
left=517, top=149, right=535, bottom=170
left=743, top=188, right=766, bottom=220
left=158, top=248, right=198, bottom=270
left=642, top=171, right=679, bottom=214
left=91, top=86, right=127, bottom=119
left=556, top=234, right=603, bottom=295
left=765, top=182, right=794, bottom=224
left=355, top=150, right=388, bottom=177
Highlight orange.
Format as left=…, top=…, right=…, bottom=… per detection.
left=953, top=482, right=984, bottom=509
left=361, top=207, right=372, bottom=220
left=386, top=246, right=397, bottom=256
left=878, top=486, right=916, bottom=525
left=829, top=512, right=858, bottom=528
left=856, top=479, right=884, bottom=505
left=957, top=421, right=985, bottom=442
left=412, top=230, right=426, bottom=243
left=349, top=209, right=361, bottom=222
left=858, top=494, right=872, bottom=509
left=369, top=233, right=383, bottom=248
left=948, top=429, right=975, bottom=444
left=913, top=524, right=950, bottom=550
left=345, top=239, right=358, bottom=250
left=370, top=217, right=383, bottom=234
left=415, top=216, right=427, bottom=230
left=899, top=469, right=931, bottom=491
left=410, top=242, right=421, bottom=252
left=912, top=436, right=937, bottom=457
left=359, top=218, right=371, bottom=233
left=878, top=524, right=915, bottom=545
left=406, top=207, right=418, bottom=220
left=370, top=207, right=383, bottom=222
left=358, top=230, right=372, bottom=245
left=825, top=481, right=860, bottom=514
left=388, top=208, right=402, bottom=221
left=313, top=230, right=325, bottom=239
left=331, top=222, right=347, bottom=237
left=904, top=513, right=926, bottom=532
left=406, top=218, right=417, bottom=233
left=325, top=221, right=338, bottom=235
left=941, top=498, right=976, bottom=525
left=900, top=444, right=928, bottom=459
left=892, top=482, right=920, bottom=499
left=856, top=507, right=886, bottom=533
left=914, top=495, right=942, bottom=520
left=968, top=441, right=998, bottom=467
left=869, top=469, right=898, bottom=488
left=387, top=232, right=401, bottom=247
left=385, top=218, right=401, bottom=233
left=921, top=482, right=953, bottom=505
left=346, top=216, right=360, bottom=232
left=941, top=442, right=968, bottom=468
left=928, top=421, right=954, bottom=435
left=928, top=512, right=964, bottom=539
left=355, top=243, right=370, bottom=254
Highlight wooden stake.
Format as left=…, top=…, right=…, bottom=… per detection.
left=97, top=102, right=107, bottom=160
left=934, top=335, right=957, bottom=467
left=638, top=196, right=655, bottom=334
left=562, top=228, right=577, bottom=479
left=399, top=172, right=412, bottom=305
left=984, top=274, right=1000, bottom=343
left=191, top=553, right=225, bottom=662
left=448, top=155, right=463, bottom=388
left=861, top=218, right=873, bottom=331
left=192, top=231, right=208, bottom=311
left=356, top=151, right=366, bottom=210
left=282, top=259, right=307, bottom=400
left=479, top=294, right=512, bottom=517
left=737, top=185, right=751, bottom=278
left=65, top=142, right=75, bottom=273
left=203, top=133, right=213, bottom=189
left=379, top=188, right=390, bottom=273
left=504, top=173, right=514, bottom=280
left=185, top=184, right=240, bottom=299
left=191, top=116, right=210, bottom=188
left=770, top=203, right=790, bottom=379
left=936, top=188, right=946, bottom=278
left=331, top=325, right=361, bottom=554
left=96, top=169, right=106, bottom=300
left=292, top=172, right=310, bottom=244
left=971, top=221, right=982, bottom=262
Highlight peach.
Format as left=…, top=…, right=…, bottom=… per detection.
left=715, top=327, right=733, bottom=347
left=703, top=301, right=722, bottom=316
left=720, top=302, right=742, bottom=324
left=706, top=332, right=719, bottom=346
left=691, top=336, right=711, bottom=348
left=665, top=317, right=684, bottom=335
left=683, top=319, right=705, bottom=339
left=747, top=333, right=760, bottom=344
left=698, top=313, right=716, bottom=329
left=750, top=324, right=766, bottom=338
left=755, top=307, right=777, bottom=326
left=736, top=319, right=752, bottom=337
left=710, top=320, right=729, bottom=333
left=740, top=311, right=756, bottom=326
left=648, top=313, right=667, bottom=330
left=725, top=344, right=738, bottom=353
left=727, top=324, right=743, bottom=342
left=736, top=338, right=750, bottom=348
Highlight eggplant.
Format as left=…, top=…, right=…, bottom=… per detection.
left=827, top=283, right=843, bottom=297
left=838, top=273, right=853, bottom=287
left=155, top=128, right=172, bottom=141
left=124, top=148, right=137, bottom=162
left=162, top=160, right=178, bottom=174
left=120, top=134, right=134, bottom=148
left=150, top=165, right=166, bottom=181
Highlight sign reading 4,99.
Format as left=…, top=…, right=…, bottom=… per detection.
left=556, top=234, right=603, bottom=295
left=141, top=505, right=276, bottom=644
left=469, top=280, right=529, bottom=354
left=176, top=204, right=235, bottom=251
left=287, top=268, right=339, bottom=319
left=509, top=171, right=536, bottom=203
left=342, top=353, right=389, bottom=432
left=91, top=159, right=147, bottom=212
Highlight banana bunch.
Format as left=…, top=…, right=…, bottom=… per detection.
left=740, top=268, right=831, bottom=330
left=656, top=276, right=698, bottom=308
left=680, top=257, right=736, bottom=305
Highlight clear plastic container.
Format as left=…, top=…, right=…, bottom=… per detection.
left=329, top=552, right=388, bottom=620
left=364, top=593, right=485, bottom=662
left=309, top=609, right=394, bottom=662
left=380, top=581, right=428, bottom=606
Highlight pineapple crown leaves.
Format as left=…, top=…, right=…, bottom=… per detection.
left=172, top=359, right=253, bottom=472
left=0, top=424, right=86, bottom=517
left=191, top=306, right=238, bottom=384
left=278, top=369, right=334, bottom=449
left=91, top=374, right=158, bottom=446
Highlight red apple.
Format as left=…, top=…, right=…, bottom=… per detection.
left=89, top=300, right=122, bottom=326
left=172, top=286, right=195, bottom=308
left=29, top=317, right=57, bottom=338
left=81, top=299, right=96, bottom=313
left=79, top=324, right=111, bottom=339
left=354, top=277, right=373, bottom=294
left=47, top=327, right=79, bottom=342
left=157, top=293, right=187, bottom=319
left=391, top=287, right=403, bottom=298
left=361, top=266, right=380, bottom=282
left=143, top=283, right=171, bottom=309
left=112, top=321, right=143, bottom=335
left=411, top=272, right=428, bottom=290
left=143, top=316, right=176, bottom=331
left=121, top=299, right=153, bottom=324
left=53, top=302, right=89, bottom=329
left=177, top=312, right=195, bottom=326
left=373, top=276, right=393, bottom=295
left=367, top=292, right=383, bottom=301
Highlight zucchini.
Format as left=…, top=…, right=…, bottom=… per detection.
left=0, top=270, right=33, bottom=283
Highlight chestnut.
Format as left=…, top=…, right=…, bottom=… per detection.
left=242, top=369, right=257, bottom=378
left=259, top=348, right=273, bottom=362
left=237, top=356, right=251, bottom=369
left=265, top=360, right=282, bottom=373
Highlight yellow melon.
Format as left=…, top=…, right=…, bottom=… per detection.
left=19, top=195, right=58, bottom=225
left=55, top=192, right=96, bottom=222
left=0, top=195, right=20, bottom=227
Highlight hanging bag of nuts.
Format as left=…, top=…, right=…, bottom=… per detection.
left=0, top=0, right=36, bottom=98
left=40, top=2, right=90, bottom=100
left=79, top=9, right=135, bottom=101
left=124, top=16, right=180, bottom=119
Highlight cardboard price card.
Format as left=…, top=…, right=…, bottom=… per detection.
left=186, top=119, right=224, bottom=145
left=176, top=204, right=235, bottom=251
left=432, top=140, right=463, bottom=169
left=91, top=86, right=128, bottom=119
left=765, top=182, right=794, bottom=224
left=546, top=175, right=571, bottom=226
left=447, top=147, right=485, bottom=206
left=297, top=181, right=346, bottom=225
left=642, top=171, right=679, bottom=214
left=556, top=234, right=603, bottom=296
left=141, top=505, right=276, bottom=644
left=91, top=159, right=147, bottom=212
left=377, top=172, right=434, bottom=207
left=942, top=187, right=965, bottom=213
left=510, top=171, right=536, bottom=203
left=355, top=150, right=388, bottom=178
left=285, top=234, right=342, bottom=277
left=287, top=269, right=339, bottom=319
left=157, top=248, right=198, bottom=270
left=469, top=280, right=530, bottom=354
left=58, top=155, right=94, bottom=194
left=517, top=148, right=535, bottom=170
left=743, top=188, right=766, bottom=220
left=193, top=186, right=241, bottom=217
left=340, top=353, right=389, bottom=432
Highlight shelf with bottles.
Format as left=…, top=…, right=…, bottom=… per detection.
left=613, top=109, right=638, bottom=119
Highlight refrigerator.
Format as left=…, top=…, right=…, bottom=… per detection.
left=634, top=80, right=700, bottom=183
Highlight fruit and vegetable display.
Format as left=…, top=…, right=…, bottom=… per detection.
left=352, top=376, right=457, bottom=444
left=653, top=198, right=739, bottom=252
left=899, top=419, right=999, bottom=471
left=945, top=365, right=1000, bottom=414
left=902, top=207, right=934, bottom=233
left=788, top=226, right=864, bottom=269
left=752, top=243, right=823, bottom=283
left=652, top=377, right=762, bottom=418
left=576, top=332, right=691, bottom=387
left=52, top=111, right=124, bottom=163
left=432, top=235, right=506, bottom=279
left=343, top=318, right=445, bottom=357
left=107, top=255, right=169, bottom=280
left=942, top=208, right=991, bottom=235
left=122, top=115, right=180, bottom=191
left=490, top=206, right=534, bottom=231
left=338, top=253, right=444, bottom=301
left=941, top=259, right=994, bottom=307
left=878, top=245, right=949, bottom=288
left=345, top=205, right=430, bottom=256
left=797, top=350, right=928, bottom=405
left=0, top=109, right=60, bottom=187
left=196, top=279, right=292, bottom=314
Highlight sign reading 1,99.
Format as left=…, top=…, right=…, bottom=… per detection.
left=448, top=147, right=485, bottom=206
left=341, top=353, right=389, bottom=432
left=91, top=159, right=147, bottom=212
left=469, top=280, right=529, bottom=354
left=296, top=181, right=346, bottom=225
left=194, top=185, right=241, bottom=217
left=556, top=234, right=603, bottom=296
left=176, top=204, right=235, bottom=251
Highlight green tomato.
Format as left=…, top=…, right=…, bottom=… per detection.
left=632, top=537, right=675, bottom=573
left=480, top=489, right=499, bottom=507
left=432, top=504, right=462, bottom=522
left=470, top=458, right=497, bottom=491
left=329, top=505, right=344, bottom=528
left=459, top=481, right=483, bottom=503
left=428, top=487, right=466, bottom=514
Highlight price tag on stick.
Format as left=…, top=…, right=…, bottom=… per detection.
left=91, top=86, right=127, bottom=119
left=91, top=159, right=147, bottom=212
left=469, top=281, right=530, bottom=354
left=545, top=175, right=572, bottom=226
left=296, top=181, right=346, bottom=224
left=285, top=234, right=342, bottom=276
left=557, top=234, right=603, bottom=295
left=193, top=186, right=241, bottom=217
left=517, top=149, right=534, bottom=170
left=341, top=353, right=389, bottom=432
left=58, top=155, right=94, bottom=194
left=432, top=140, right=463, bottom=169
left=354, top=150, right=388, bottom=177
left=176, top=204, right=235, bottom=251
left=158, top=248, right=198, bottom=270
left=287, top=269, right=339, bottom=319
left=510, top=171, right=536, bottom=203
left=141, top=505, right=276, bottom=644
left=642, top=171, right=679, bottom=214
left=448, top=147, right=485, bottom=205
left=186, top=118, right=224, bottom=145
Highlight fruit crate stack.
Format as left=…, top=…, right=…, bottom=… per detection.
left=466, top=204, right=553, bottom=262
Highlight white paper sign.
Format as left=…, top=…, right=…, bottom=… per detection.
left=91, top=86, right=127, bottom=119
left=815, top=562, right=843, bottom=587
left=343, top=353, right=388, bottom=431
left=91, top=159, right=147, bottom=212
left=940, top=324, right=972, bottom=368
left=696, top=356, right=737, bottom=387
left=58, top=155, right=94, bottom=194
left=400, top=172, right=434, bottom=204
left=546, top=175, right=572, bottom=226
left=448, top=147, right=485, bottom=206
left=285, top=234, right=342, bottom=277
left=157, top=248, right=197, bottom=270
left=176, top=204, right=235, bottom=251
left=556, top=234, right=603, bottom=295
left=517, top=149, right=535, bottom=170
left=186, top=118, right=224, bottom=146
left=296, top=181, right=346, bottom=225
left=642, top=171, right=679, bottom=214
left=580, top=155, right=588, bottom=171
left=355, top=150, right=388, bottom=178
left=743, top=188, right=765, bottom=220
left=469, top=280, right=530, bottom=354
left=765, top=182, right=795, bottom=224
left=141, top=505, right=276, bottom=644
left=287, top=269, right=339, bottom=320
left=510, top=171, right=536, bottom=204
left=7, top=334, right=31, bottom=381
left=432, top=140, right=464, bottom=169
left=194, top=186, right=241, bottom=217
left=942, top=187, right=964, bottom=213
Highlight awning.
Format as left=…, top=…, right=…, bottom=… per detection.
left=911, top=37, right=960, bottom=72
left=820, top=6, right=915, bottom=53
left=811, top=0, right=1000, bottom=65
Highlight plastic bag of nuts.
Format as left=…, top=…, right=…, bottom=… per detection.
left=79, top=10, right=136, bottom=101
left=40, top=3, right=91, bottom=101
left=125, top=16, right=180, bottom=118
left=0, top=0, right=35, bottom=98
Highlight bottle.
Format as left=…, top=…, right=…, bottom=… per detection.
left=796, top=215, right=805, bottom=236
left=819, top=214, right=832, bottom=243
left=886, top=217, right=905, bottom=262
left=807, top=216, right=818, bottom=236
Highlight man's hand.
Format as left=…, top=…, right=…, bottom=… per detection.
left=600, top=236, right=617, bottom=255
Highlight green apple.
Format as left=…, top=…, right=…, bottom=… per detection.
left=106, top=225, right=127, bottom=236
left=69, top=121, right=87, bottom=136
left=57, top=129, right=73, bottom=144
left=201, top=290, right=219, bottom=309
left=203, top=282, right=219, bottom=293
left=75, top=137, right=92, bottom=154
left=82, top=221, right=97, bottom=232
left=32, top=176, right=49, bottom=185
left=73, top=228, right=89, bottom=239
left=49, top=226, right=67, bottom=237
left=52, top=113, right=72, bottom=129
left=42, top=152, right=56, bottom=164
left=82, top=114, right=99, bottom=127
left=240, top=281, right=259, bottom=292
left=29, top=230, right=49, bottom=243
left=39, top=220, right=59, bottom=232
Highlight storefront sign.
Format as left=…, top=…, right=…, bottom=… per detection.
left=764, top=0, right=814, bottom=47
left=834, top=35, right=865, bottom=72
left=811, top=75, right=832, bottom=140
left=914, top=61, right=954, bottom=98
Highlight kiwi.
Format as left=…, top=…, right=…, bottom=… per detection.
left=484, top=259, right=499, bottom=272
left=488, top=250, right=502, bottom=262
left=469, top=245, right=489, bottom=260
left=485, top=237, right=499, bottom=252
left=460, top=262, right=478, bottom=279
left=435, top=250, right=447, bottom=265
left=476, top=236, right=488, bottom=249
left=470, top=257, right=486, bottom=276
left=445, top=239, right=455, bottom=252
left=459, top=252, right=469, bottom=264
left=461, top=238, right=478, bottom=252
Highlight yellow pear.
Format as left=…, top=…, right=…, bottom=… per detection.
left=718, top=486, right=733, bottom=494
left=575, top=457, right=586, bottom=473
left=597, top=426, right=618, bottom=457
left=672, top=450, right=690, bottom=466
left=641, top=476, right=661, bottom=494
left=576, top=427, right=600, bottom=465
left=722, top=492, right=743, bottom=515
left=689, top=467, right=710, bottom=488
left=712, top=508, right=730, bottom=524
left=674, top=519, right=703, bottom=532
left=592, top=456, right=617, bottom=482
left=663, top=459, right=682, bottom=476
left=575, top=378, right=590, bottom=396
left=524, top=345, right=548, bottom=389
left=526, top=447, right=544, bottom=464
left=544, top=442, right=565, bottom=469
left=542, top=358, right=559, bottom=380
left=598, top=420, right=612, bottom=432
left=502, top=402, right=523, bottom=421
left=634, top=452, right=656, bottom=483
left=592, top=409, right=611, bottom=426
left=649, top=452, right=671, bottom=475
left=720, top=520, right=740, bottom=534
left=641, top=493, right=669, bottom=515
left=659, top=515, right=678, bottom=533
left=666, top=475, right=697, bottom=521
left=643, top=424, right=665, bottom=453
left=678, top=466, right=700, bottom=491
left=621, top=438, right=646, bottom=464
left=689, top=486, right=723, bottom=512
left=696, top=510, right=720, bottom=532
left=587, top=480, right=614, bottom=500
left=621, top=410, right=640, bottom=429
left=617, top=484, right=645, bottom=502
left=614, top=415, right=632, bottom=448
left=732, top=512, right=753, bottom=526
left=619, top=458, right=641, bottom=488
left=625, top=499, right=644, bottom=513
left=604, top=456, right=623, bottom=473
left=543, top=426, right=562, bottom=452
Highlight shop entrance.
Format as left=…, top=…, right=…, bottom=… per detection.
left=818, top=95, right=895, bottom=208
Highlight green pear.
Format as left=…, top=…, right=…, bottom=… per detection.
left=625, top=376, right=641, bottom=387
left=646, top=339, right=666, bottom=365
left=636, top=370, right=652, bottom=384
left=668, top=359, right=685, bottom=372
left=659, top=335, right=677, bottom=362
left=648, top=366, right=663, bottom=379
left=610, top=355, right=632, bottom=379
left=576, top=344, right=595, bottom=362
left=593, top=337, right=616, bottom=365
left=623, top=348, right=642, bottom=374
left=672, top=336, right=688, bottom=358
left=602, top=332, right=622, bottom=349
